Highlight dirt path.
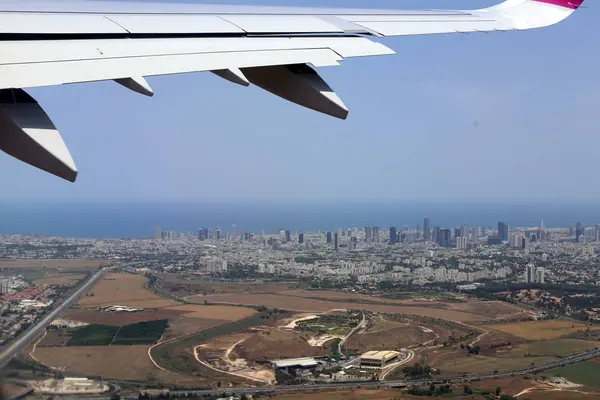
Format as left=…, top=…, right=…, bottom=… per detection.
left=193, top=344, right=271, bottom=384
left=28, top=330, right=47, bottom=365
left=224, top=338, right=247, bottom=365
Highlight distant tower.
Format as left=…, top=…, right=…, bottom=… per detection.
left=334, top=232, right=339, bottom=251
left=365, top=226, right=372, bottom=243
left=389, top=227, right=397, bottom=244
left=373, top=226, right=380, bottom=243
left=299, top=233, right=305, bottom=244
left=155, top=226, right=163, bottom=239
left=326, top=232, right=332, bottom=244
left=423, top=218, right=431, bottom=242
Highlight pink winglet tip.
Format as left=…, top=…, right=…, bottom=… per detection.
left=533, top=0, right=584, bottom=9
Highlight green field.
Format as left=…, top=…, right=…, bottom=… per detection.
left=67, top=320, right=168, bottom=346
left=545, top=362, right=600, bottom=388
left=510, top=339, right=598, bottom=358
left=112, top=320, right=168, bottom=345
left=67, top=324, right=119, bottom=346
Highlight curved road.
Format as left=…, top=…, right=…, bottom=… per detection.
left=0, top=267, right=107, bottom=368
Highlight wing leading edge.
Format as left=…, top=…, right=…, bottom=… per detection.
left=0, top=0, right=585, bottom=182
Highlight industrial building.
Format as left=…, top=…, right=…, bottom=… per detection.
left=271, top=357, right=318, bottom=370
left=359, top=351, right=401, bottom=368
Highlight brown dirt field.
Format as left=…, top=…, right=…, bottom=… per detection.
left=77, top=272, right=168, bottom=307
left=160, top=275, right=300, bottom=296
left=470, top=376, right=538, bottom=396
left=450, top=301, right=524, bottom=319
left=525, top=390, right=600, bottom=400
left=235, top=330, right=330, bottom=363
left=487, top=320, right=600, bottom=340
left=0, top=259, right=108, bottom=269
left=163, top=305, right=256, bottom=321
left=590, top=358, right=600, bottom=364
left=33, top=273, right=86, bottom=286
left=162, top=318, right=227, bottom=340
left=33, top=345, right=157, bottom=380
left=111, top=299, right=179, bottom=308
left=0, top=383, right=29, bottom=398
left=64, top=309, right=185, bottom=326
left=476, top=330, right=525, bottom=356
left=345, top=325, right=435, bottom=353
left=39, top=331, right=71, bottom=347
left=196, top=293, right=485, bottom=321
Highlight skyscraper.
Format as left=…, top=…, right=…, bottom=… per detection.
left=155, top=226, right=163, bottom=239
left=334, top=232, right=339, bottom=251
left=285, top=230, right=291, bottom=243
left=576, top=222, right=583, bottom=243
left=216, top=227, right=222, bottom=240
left=439, top=229, right=452, bottom=247
left=423, top=218, right=431, bottom=242
left=365, top=226, right=372, bottom=243
left=373, top=226, right=380, bottom=243
left=498, top=222, right=509, bottom=242
left=389, top=227, right=397, bottom=244
left=326, top=232, right=332, bottom=244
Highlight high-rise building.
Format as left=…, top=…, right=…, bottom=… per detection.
left=522, top=237, right=529, bottom=250
left=347, top=229, right=352, bottom=239
left=285, top=230, right=291, bottom=243
left=498, top=222, right=509, bottom=242
left=525, top=264, right=535, bottom=283
left=536, top=267, right=545, bottom=284
left=373, top=226, right=380, bottom=243
left=334, top=232, right=339, bottom=251
left=576, top=222, right=583, bottom=242
left=456, top=236, right=467, bottom=250
left=433, top=226, right=441, bottom=244
left=389, top=227, right=397, bottom=244
left=423, top=218, right=431, bottom=242
left=299, top=233, right=304, bottom=244
left=0, top=279, right=9, bottom=295
left=232, top=224, right=237, bottom=239
left=216, top=227, right=222, bottom=240
left=326, top=232, right=332, bottom=244
left=155, top=226, right=163, bottom=239
left=584, top=227, right=596, bottom=243
left=365, top=226, right=372, bottom=243
left=439, top=229, right=452, bottom=247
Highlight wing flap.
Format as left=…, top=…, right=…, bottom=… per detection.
left=0, top=37, right=393, bottom=89
left=0, top=12, right=127, bottom=34
left=105, top=14, right=244, bottom=34
left=355, top=20, right=509, bottom=36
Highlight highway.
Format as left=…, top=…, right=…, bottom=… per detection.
left=117, top=347, right=600, bottom=399
left=0, top=267, right=107, bottom=368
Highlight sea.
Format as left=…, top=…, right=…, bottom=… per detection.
left=0, top=201, right=599, bottom=239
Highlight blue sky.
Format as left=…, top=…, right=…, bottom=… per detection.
left=2, top=0, right=597, bottom=202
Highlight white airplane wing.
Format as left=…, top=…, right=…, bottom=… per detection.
left=0, top=0, right=584, bottom=182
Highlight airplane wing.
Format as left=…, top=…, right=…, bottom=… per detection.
left=0, top=0, right=584, bottom=182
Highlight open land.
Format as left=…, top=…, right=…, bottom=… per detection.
left=32, top=273, right=86, bottom=286
left=77, top=272, right=178, bottom=307
left=428, top=337, right=599, bottom=377
left=545, top=361, right=600, bottom=388
left=486, top=320, right=600, bottom=340
left=194, top=293, right=489, bottom=321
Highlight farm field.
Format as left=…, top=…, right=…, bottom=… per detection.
left=163, top=304, right=256, bottom=321
left=545, top=361, right=600, bottom=388
left=77, top=272, right=177, bottom=307
left=33, top=273, right=86, bottom=286
left=66, top=320, right=168, bottom=346
left=162, top=277, right=301, bottom=297
left=513, top=339, right=598, bottom=358
left=195, top=293, right=487, bottom=321
left=487, top=320, right=600, bottom=340
left=64, top=309, right=181, bottom=326
left=430, top=350, right=556, bottom=376
left=271, top=389, right=411, bottom=400
left=32, top=345, right=158, bottom=380
left=450, top=301, right=525, bottom=319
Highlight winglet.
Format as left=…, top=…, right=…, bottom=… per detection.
left=533, top=0, right=584, bottom=10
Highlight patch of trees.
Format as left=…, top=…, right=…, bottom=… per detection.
left=402, top=363, right=438, bottom=378
left=406, top=384, right=452, bottom=396
left=460, top=343, right=481, bottom=355
left=490, top=341, right=512, bottom=349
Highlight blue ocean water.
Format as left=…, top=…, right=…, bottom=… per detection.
left=0, top=202, right=599, bottom=238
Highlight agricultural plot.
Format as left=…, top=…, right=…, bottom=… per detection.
left=65, top=309, right=180, bottom=326
left=296, top=312, right=362, bottom=336
left=32, top=346, right=158, bottom=380
left=163, top=304, right=256, bottom=321
left=450, top=301, right=524, bottom=319
left=77, top=272, right=177, bottom=307
left=67, top=324, right=118, bottom=346
left=196, top=293, right=486, bottom=321
left=66, top=320, right=168, bottom=346
left=33, top=273, right=86, bottom=286
left=546, top=361, right=600, bottom=388
left=487, top=320, right=600, bottom=340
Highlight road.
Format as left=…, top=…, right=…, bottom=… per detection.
left=0, top=267, right=107, bottom=368
left=107, top=347, right=600, bottom=399
left=338, top=312, right=366, bottom=356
